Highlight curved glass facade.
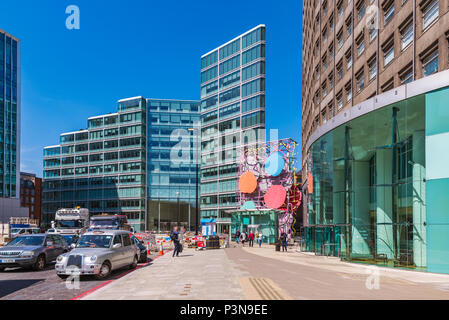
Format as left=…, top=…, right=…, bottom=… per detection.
left=304, top=93, right=427, bottom=270
left=304, top=84, right=449, bottom=273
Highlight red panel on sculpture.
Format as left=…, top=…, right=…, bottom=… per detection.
left=264, top=185, right=287, bottom=209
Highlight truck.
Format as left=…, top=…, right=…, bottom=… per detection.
left=0, top=217, right=39, bottom=246
left=51, top=208, right=90, bottom=235
left=89, top=214, right=133, bottom=232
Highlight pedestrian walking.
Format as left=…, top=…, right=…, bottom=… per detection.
left=240, top=231, right=247, bottom=247
left=170, top=226, right=181, bottom=257
left=248, top=231, right=255, bottom=247
left=235, top=230, right=240, bottom=244
left=280, top=231, right=288, bottom=252
left=257, top=232, right=263, bottom=247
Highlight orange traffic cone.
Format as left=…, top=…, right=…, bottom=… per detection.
left=159, top=243, right=164, bottom=256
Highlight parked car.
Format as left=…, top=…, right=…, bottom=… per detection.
left=132, top=235, right=147, bottom=263
left=10, top=227, right=41, bottom=238
left=55, top=230, right=139, bottom=280
left=0, top=234, right=69, bottom=271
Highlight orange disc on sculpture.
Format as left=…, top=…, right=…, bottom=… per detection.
left=238, top=171, right=258, bottom=193
left=264, top=185, right=287, bottom=209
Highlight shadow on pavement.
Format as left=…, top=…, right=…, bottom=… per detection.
left=1, top=263, right=56, bottom=273
left=0, top=279, right=44, bottom=298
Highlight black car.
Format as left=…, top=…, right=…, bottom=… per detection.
left=132, top=236, right=147, bottom=263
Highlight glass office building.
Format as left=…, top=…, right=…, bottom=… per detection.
left=146, top=99, right=200, bottom=232
left=302, top=70, right=449, bottom=274
left=43, top=97, right=200, bottom=232
left=0, top=29, right=20, bottom=199
left=200, top=25, right=267, bottom=224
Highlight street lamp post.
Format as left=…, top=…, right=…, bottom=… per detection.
left=188, top=127, right=200, bottom=235
left=176, top=191, right=180, bottom=228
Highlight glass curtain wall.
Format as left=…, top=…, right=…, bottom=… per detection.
left=304, top=94, right=426, bottom=270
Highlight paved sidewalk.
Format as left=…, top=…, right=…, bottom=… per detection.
left=82, top=248, right=248, bottom=300
left=239, top=244, right=449, bottom=286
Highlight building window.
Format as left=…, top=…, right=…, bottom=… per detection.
left=322, top=27, right=328, bottom=43
left=381, top=77, right=394, bottom=92
left=356, top=33, right=365, bottom=56
left=322, top=82, right=327, bottom=97
left=356, top=69, right=365, bottom=93
left=329, top=42, right=334, bottom=60
left=329, top=72, right=334, bottom=90
left=322, top=109, right=327, bottom=124
left=422, top=0, right=439, bottom=30
left=337, top=91, right=343, bottom=109
left=315, top=65, right=320, bottom=79
left=337, top=29, right=344, bottom=49
left=384, top=2, right=394, bottom=25
left=329, top=15, right=334, bottom=32
left=338, top=0, right=344, bottom=17
left=345, top=81, right=353, bottom=102
left=337, top=60, right=343, bottom=80
left=368, top=55, right=377, bottom=80
left=400, top=20, right=414, bottom=51
left=357, top=1, right=366, bottom=21
left=369, top=26, right=378, bottom=42
left=328, top=102, right=334, bottom=118
left=323, top=0, right=328, bottom=15
left=346, top=48, right=353, bottom=69
left=422, top=47, right=439, bottom=77
left=322, top=54, right=327, bottom=71
left=383, top=38, right=394, bottom=67
left=346, top=16, right=353, bottom=37
left=399, top=63, right=413, bottom=84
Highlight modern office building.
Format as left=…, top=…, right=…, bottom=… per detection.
left=301, top=0, right=449, bottom=273
left=200, top=25, right=267, bottom=226
left=146, top=99, right=200, bottom=232
left=0, top=29, right=27, bottom=221
left=20, top=172, right=42, bottom=224
left=42, top=97, right=200, bottom=232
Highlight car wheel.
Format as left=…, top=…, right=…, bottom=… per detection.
left=32, top=254, right=46, bottom=271
left=57, top=274, right=68, bottom=280
left=94, top=261, right=111, bottom=280
left=129, top=255, right=138, bottom=269
left=0, top=267, right=5, bottom=272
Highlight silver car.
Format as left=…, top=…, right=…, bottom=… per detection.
left=0, top=234, right=69, bottom=271
left=55, top=230, right=139, bottom=280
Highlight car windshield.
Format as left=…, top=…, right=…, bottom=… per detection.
left=91, top=219, right=118, bottom=227
left=7, top=236, right=45, bottom=246
left=77, top=235, right=113, bottom=248
left=55, top=220, right=83, bottom=229
left=62, top=235, right=78, bottom=245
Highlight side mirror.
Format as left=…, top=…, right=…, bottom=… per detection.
left=47, top=241, right=54, bottom=247
left=112, top=243, right=122, bottom=249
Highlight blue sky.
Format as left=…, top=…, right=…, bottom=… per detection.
left=0, top=0, right=302, bottom=176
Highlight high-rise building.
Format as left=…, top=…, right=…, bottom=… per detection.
left=0, top=29, right=27, bottom=221
left=301, top=0, right=449, bottom=273
left=200, top=25, right=267, bottom=225
left=42, top=97, right=200, bottom=232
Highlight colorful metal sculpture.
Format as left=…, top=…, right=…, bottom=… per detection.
left=237, top=138, right=301, bottom=236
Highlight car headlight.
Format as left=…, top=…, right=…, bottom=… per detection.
left=56, top=255, right=65, bottom=263
left=20, top=251, right=34, bottom=257
left=89, top=255, right=97, bottom=262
